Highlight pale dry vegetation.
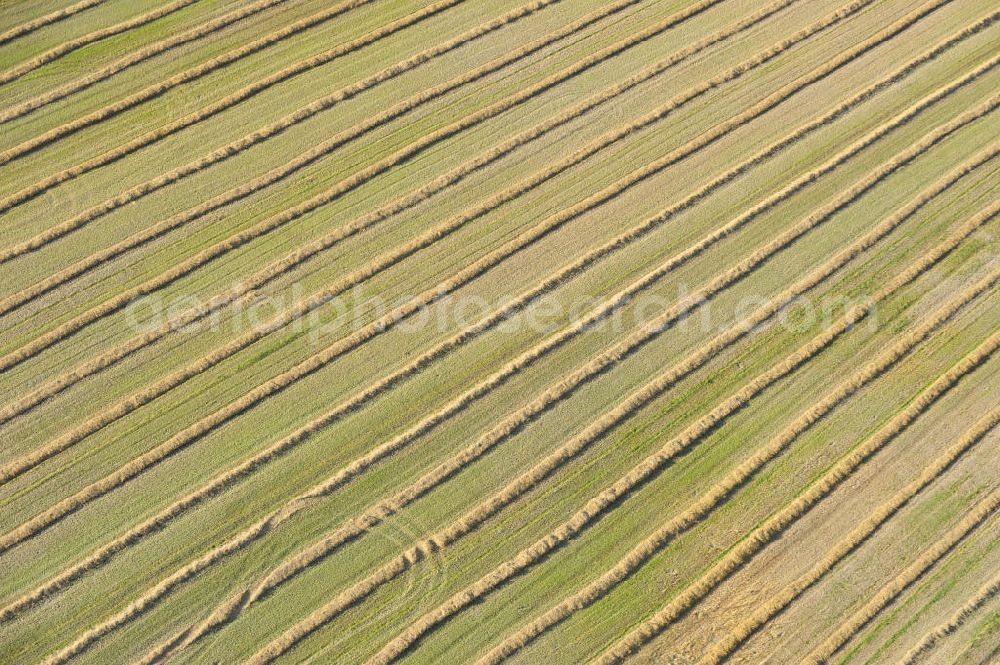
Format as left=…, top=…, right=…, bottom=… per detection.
left=0, top=0, right=997, bottom=663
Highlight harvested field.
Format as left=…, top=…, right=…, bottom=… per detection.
left=0, top=0, right=997, bottom=663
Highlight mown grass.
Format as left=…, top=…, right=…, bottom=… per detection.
left=2, top=0, right=999, bottom=662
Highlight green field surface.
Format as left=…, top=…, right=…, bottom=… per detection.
left=0, top=0, right=997, bottom=663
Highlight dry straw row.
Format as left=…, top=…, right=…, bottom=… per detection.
left=0, top=0, right=897, bottom=482
left=0, top=0, right=477, bottom=214
left=804, top=439, right=1000, bottom=663
left=2, top=1, right=974, bottom=637
left=0, top=0, right=108, bottom=47
left=901, top=568, right=1000, bottom=664
left=2, top=15, right=989, bottom=643
left=365, top=163, right=1000, bottom=665
left=0, top=0, right=200, bottom=86
left=474, top=206, right=1000, bottom=665
left=0, top=0, right=289, bottom=123
left=0, top=0, right=917, bottom=561
left=0, top=0, right=802, bottom=468
left=595, top=284, right=1000, bottom=664
left=700, top=407, right=1000, bottom=664
left=238, top=96, right=998, bottom=665
left=0, top=0, right=728, bottom=369
left=0, top=0, right=651, bottom=308
left=0, top=0, right=378, bottom=167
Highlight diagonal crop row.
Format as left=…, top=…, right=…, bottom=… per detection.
left=0, top=0, right=737, bottom=367
left=474, top=205, right=1000, bottom=665
left=0, top=0, right=947, bottom=563
left=901, top=568, right=1000, bottom=664
left=0, top=0, right=382, bottom=166
left=0, top=0, right=108, bottom=47
left=1, top=29, right=987, bottom=596
left=0, top=0, right=200, bottom=86
left=0, top=0, right=617, bottom=307
left=0, top=0, right=876, bottom=560
left=0, top=0, right=745, bottom=456
left=697, top=406, right=1000, bottom=665
left=2, top=9, right=973, bottom=631
left=0, top=0, right=582, bottom=269
left=0, top=0, right=913, bottom=459
left=31, top=6, right=1000, bottom=664
left=592, top=277, right=1000, bottom=665
left=0, top=0, right=830, bottom=458
left=3, top=0, right=975, bottom=311
left=0, top=0, right=500, bottom=216
left=0, top=0, right=726, bottom=273
left=0, top=0, right=655, bottom=212
left=359, top=155, right=1000, bottom=665
left=0, top=0, right=796, bottom=437
left=45, top=50, right=1000, bottom=665
left=0, top=0, right=291, bottom=123
left=176, top=98, right=992, bottom=665
left=0, top=0, right=812, bottom=462
left=804, top=432, right=1000, bottom=663
left=15, top=101, right=1000, bottom=665
left=8, top=2, right=993, bottom=664
left=39, top=71, right=918, bottom=665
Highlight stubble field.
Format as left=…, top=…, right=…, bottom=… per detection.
left=0, top=0, right=998, bottom=663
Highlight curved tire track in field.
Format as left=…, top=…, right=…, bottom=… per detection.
left=0, top=0, right=108, bottom=47
left=901, top=569, right=1000, bottom=664
left=805, top=465, right=1000, bottom=663
left=476, top=205, right=1000, bottom=665
left=0, top=0, right=200, bottom=86
left=594, top=281, right=1000, bottom=665
left=2, top=8, right=972, bottom=628
left=15, top=23, right=987, bottom=665
left=0, top=0, right=290, bottom=123
left=698, top=408, right=1000, bottom=665
left=359, top=152, right=1000, bottom=665
left=0, top=0, right=379, bottom=166
left=0, top=0, right=496, bottom=216
left=179, top=93, right=988, bottom=665
left=0, top=0, right=728, bottom=366
left=1, top=19, right=988, bottom=607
